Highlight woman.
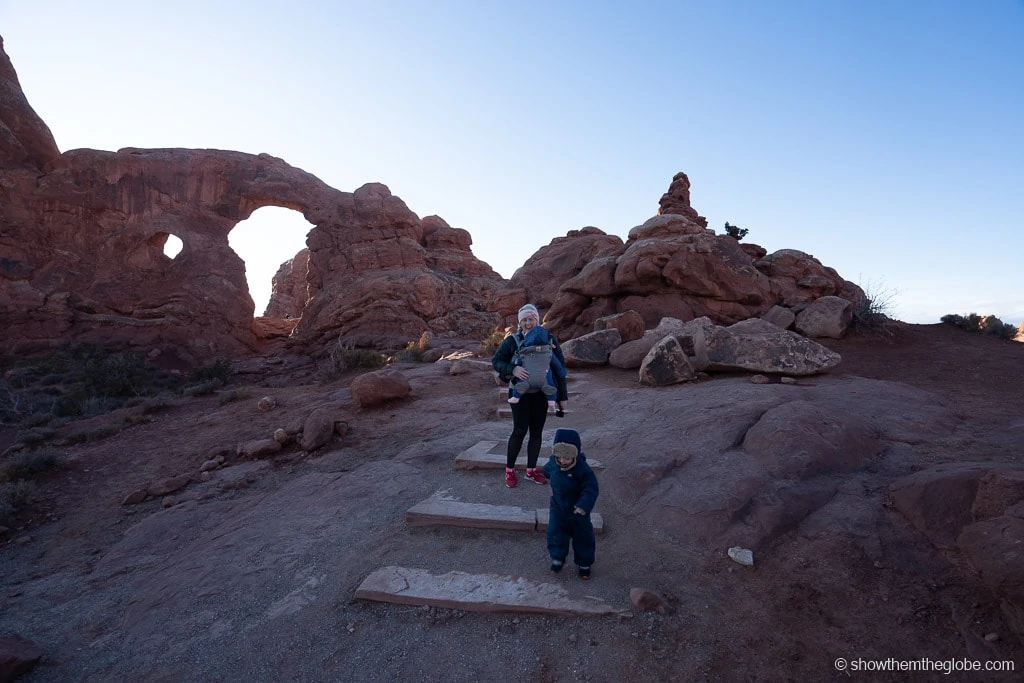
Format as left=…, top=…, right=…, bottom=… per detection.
left=491, top=304, right=569, bottom=488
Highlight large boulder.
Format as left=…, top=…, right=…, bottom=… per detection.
left=350, top=368, right=411, bottom=408
left=560, top=329, right=622, bottom=368
left=593, top=310, right=645, bottom=343
left=794, top=295, right=854, bottom=339
left=638, top=336, right=696, bottom=386
left=705, top=319, right=842, bottom=375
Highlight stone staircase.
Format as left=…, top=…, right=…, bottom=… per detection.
left=354, top=375, right=629, bottom=617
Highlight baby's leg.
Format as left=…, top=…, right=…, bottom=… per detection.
left=508, top=383, right=520, bottom=404
left=541, top=369, right=556, bottom=395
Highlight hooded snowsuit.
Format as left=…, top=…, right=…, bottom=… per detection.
left=542, top=428, right=599, bottom=568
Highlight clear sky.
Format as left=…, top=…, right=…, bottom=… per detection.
left=2, top=1, right=1021, bottom=324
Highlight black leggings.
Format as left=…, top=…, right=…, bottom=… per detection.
left=506, top=391, right=549, bottom=469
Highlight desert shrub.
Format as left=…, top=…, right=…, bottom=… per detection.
left=477, top=325, right=508, bottom=356
left=393, top=333, right=432, bottom=363
left=0, top=382, right=59, bottom=426
left=2, top=343, right=183, bottom=421
left=19, top=411, right=56, bottom=428
left=850, top=279, right=899, bottom=335
left=189, top=359, right=233, bottom=385
left=183, top=380, right=223, bottom=397
left=65, top=423, right=120, bottom=444
left=0, top=480, right=35, bottom=524
left=12, top=427, right=55, bottom=448
left=218, top=388, right=250, bottom=406
left=4, top=448, right=60, bottom=481
left=723, top=221, right=749, bottom=241
left=941, top=313, right=1017, bottom=340
left=318, top=340, right=386, bottom=380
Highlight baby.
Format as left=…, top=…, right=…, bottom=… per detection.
left=542, top=428, right=599, bottom=579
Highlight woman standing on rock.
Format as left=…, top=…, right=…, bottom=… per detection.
left=491, top=304, right=569, bottom=488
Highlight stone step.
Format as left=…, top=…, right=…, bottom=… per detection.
left=355, top=566, right=630, bottom=617
left=406, top=499, right=536, bottom=531
left=495, top=388, right=580, bottom=398
left=406, top=498, right=604, bottom=533
left=455, top=440, right=605, bottom=470
left=496, top=406, right=574, bottom=419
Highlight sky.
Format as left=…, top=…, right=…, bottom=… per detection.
left=2, top=1, right=1022, bottom=324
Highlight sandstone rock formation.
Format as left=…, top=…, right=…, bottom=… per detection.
left=0, top=37, right=505, bottom=359
left=264, top=248, right=310, bottom=318
left=528, top=173, right=865, bottom=340
left=2, top=34, right=868, bottom=360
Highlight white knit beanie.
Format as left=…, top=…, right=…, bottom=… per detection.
left=517, top=304, right=540, bottom=323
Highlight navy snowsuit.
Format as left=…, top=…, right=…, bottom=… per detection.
left=542, top=428, right=599, bottom=568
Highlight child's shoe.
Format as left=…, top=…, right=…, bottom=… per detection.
left=507, top=396, right=520, bottom=404
left=504, top=468, right=518, bottom=488
left=524, top=468, right=548, bottom=485
left=550, top=559, right=564, bottom=573
left=578, top=566, right=591, bottom=580
left=547, top=400, right=557, bottom=411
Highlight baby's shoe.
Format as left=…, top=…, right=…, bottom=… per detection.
left=550, top=559, right=564, bottom=574
left=578, top=566, right=591, bottom=580
left=547, top=400, right=557, bottom=411
left=508, top=396, right=520, bottom=404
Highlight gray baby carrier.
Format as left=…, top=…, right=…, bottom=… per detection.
left=513, top=339, right=556, bottom=395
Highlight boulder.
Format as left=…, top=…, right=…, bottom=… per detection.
left=238, top=438, right=283, bottom=459
left=300, top=407, right=337, bottom=451
left=639, top=336, right=695, bottom=386
left=705, top=319, right=842, bottom=375
left=593, top=310, right=644, bottom=343
left=759, top=305, right=795, bottom=330
left=350, top=368, right=411, bottom=407
left=794, top=295, right=853, bottom=339
left=560, top=329, right=622, bottom=368
left=609, top=337, right=656, bottom=370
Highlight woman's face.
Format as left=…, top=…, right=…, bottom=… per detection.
left=520, top=313, right=539, bottom=332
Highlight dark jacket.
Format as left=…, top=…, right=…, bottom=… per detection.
left=542, top=452, right=599, bottom=515
left=491, top=331, right=569, bottom=402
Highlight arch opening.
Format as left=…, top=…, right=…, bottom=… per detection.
left=228, top=206, right=314, bottom=318
left=160, top=233, right=184, bottom=259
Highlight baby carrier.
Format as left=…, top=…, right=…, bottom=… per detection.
left=512, top=328, right=564, bottom=396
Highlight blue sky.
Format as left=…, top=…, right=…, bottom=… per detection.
left=2, top=1, right=1021, bottom=323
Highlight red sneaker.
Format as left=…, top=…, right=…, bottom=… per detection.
left=524, top=468, right=548, bottom=485
left=504, top=469, right=518, bottom=488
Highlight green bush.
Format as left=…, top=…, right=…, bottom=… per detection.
left=723, top=221, right=749, bottom=241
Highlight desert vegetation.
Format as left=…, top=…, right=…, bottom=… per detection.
left=940, top=313, right=1018, bottom=340
left=0, top=344, right=236, bottom=452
